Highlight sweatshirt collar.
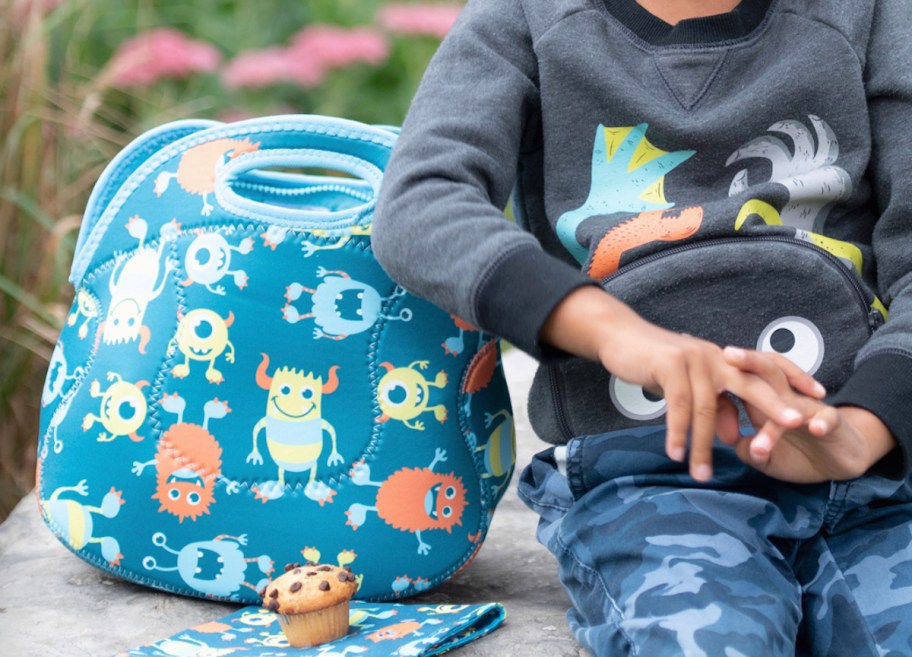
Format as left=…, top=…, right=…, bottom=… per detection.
left=602, top=0, right=774, bottom=45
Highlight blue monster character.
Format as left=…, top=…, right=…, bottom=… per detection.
left=40, top=480, right=124, bottom=566
left=282, top=266, right=412, bottom=340
left=142, top=531, right=274, bottom=600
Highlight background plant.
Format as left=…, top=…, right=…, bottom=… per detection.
left=0, top=0, right=463, bottom=521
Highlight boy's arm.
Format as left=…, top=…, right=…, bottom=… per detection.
left=826, top=0, right=912, bottom=479
left=373, top=0, right=595, bottom=358
left=374, top=0, right=824, bottom=481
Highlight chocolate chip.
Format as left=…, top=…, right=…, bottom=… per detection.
left=293, top=568, right=301, bottom=574
left=337, top=572, right=349, bottom=582
left=344, top=566, right=352, bottom=572
left=319, top=580, right=330, bottom=591
left=306, top=571, right=317, bottom=576
left=268, top=600, right=279, bottom=612
left=290, top=581, right=302, bottom=593
left=258, top=586, right=267, bottom=598
left=284, top=562, right=302, bottom=572
left=269, top=589, right=279, bottom=598
left=305, top=561, right=317, bottom=566
left=318, top=565, right=332, bottom=571
left=348, top=573, right=357, bottom=582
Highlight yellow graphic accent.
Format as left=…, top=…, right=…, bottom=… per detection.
left=735, top=199, right=864, bottom=273
left=734, top=199, right=886, bottom=321
left=603, top=126, right=671, bottom=205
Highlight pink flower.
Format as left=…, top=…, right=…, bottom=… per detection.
left=222, top=24, right=390, bottom=90
left=290, top=25, right=390, bottom=70
left=376, top=3, right=464, bottom=39
left=105, top=28, right=221, bottom=88
left=222, top=47, right=323, bottom=89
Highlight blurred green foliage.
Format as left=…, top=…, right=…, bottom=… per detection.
left=0, top=0, right=457, bottom=521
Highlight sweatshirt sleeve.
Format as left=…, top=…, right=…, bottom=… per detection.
left=828, top=0, right=912, bottom=479
left=372, top=0, right=595, bottom=358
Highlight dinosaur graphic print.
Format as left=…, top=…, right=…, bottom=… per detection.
left=727, top=115, right=852, bottom=233
left=556, top=123, right=700, bottom=269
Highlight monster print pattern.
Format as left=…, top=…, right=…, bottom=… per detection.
left=113, top=601, right=505, bottom=656
left=37, top=117, right=513, bottom=604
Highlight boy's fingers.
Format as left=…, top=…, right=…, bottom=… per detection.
left=764, top=351, right=826, bottom=399
left=686, top=358, right=716, bottom=482
left=725, top=367, right=805, bottom=428
left=715, top=395, right=741, bottom=445
left=723, top=347, right=825, bottom=399
left=808, top=406, right=841, bottom=436
left=747, top=420, right=786, bottom=464
left=661, top=370, right=692, bottom=466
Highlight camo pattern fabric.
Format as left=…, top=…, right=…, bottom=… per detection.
left=517, top=428, right=912, bottom=657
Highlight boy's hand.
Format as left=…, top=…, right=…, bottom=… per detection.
left=541, top=287, right=823, bottom=482
left=723, top=348, right=896, bottom=483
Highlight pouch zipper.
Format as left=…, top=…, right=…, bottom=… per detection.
left=547, top=235, right=883, bottom=442
left=549, top=365, right=575, bottom=442
left=601, top=235, right=882, bottom=332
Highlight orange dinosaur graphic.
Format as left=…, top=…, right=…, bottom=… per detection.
left=155, top=138, right=261, bottom=215
left=587, top=206, right=704, bottom=279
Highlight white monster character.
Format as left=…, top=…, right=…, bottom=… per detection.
left=97, top=215, right=177, bottom=353
left=260, top=225, right=288, bottom=250
left=181, top=232, right=254, bottom=295
left=42, top=341, right=84, bottom=408
left=66, top=288, right=99, bottom=339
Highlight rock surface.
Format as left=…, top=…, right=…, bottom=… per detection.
left=0, top=350, right=586, bottom=656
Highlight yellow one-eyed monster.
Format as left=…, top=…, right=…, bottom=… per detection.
left=81, top=372, right=149, bottom=442
left=376, top=361, right=448, bottom=431
left=169, top=308, right=236, bottom=384
left=247, top=354, right=342, bottom=504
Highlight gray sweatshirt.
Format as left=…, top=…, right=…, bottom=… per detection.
left=373, top=0, right=912, bottom=476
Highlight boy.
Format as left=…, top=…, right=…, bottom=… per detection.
left=373, top=0, right=912, bottom=654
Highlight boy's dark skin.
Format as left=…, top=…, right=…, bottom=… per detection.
left=540, top=0, right=896, bottom=485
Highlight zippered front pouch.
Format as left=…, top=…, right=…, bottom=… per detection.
left=528, top=236, right=883, bottom=443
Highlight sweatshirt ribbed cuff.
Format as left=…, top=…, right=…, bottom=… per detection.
left=828, top=352, right=912, bottom=480
left=474, top=245, right=596, bottom=361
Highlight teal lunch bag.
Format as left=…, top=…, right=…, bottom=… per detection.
left=36, top=115, right=515, bottom=603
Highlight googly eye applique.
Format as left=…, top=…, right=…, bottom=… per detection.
left=609, top=374, right=667, bottom=421
left=756, top=316, right=825, bottom=375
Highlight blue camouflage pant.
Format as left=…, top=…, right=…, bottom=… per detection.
left=517, top=428, right=912, bottom=657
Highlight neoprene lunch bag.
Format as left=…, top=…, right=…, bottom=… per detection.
left=36, top=114, right=515, bottom=603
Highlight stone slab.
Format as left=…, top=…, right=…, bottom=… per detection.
left=0, top=350, right=586, bottom=657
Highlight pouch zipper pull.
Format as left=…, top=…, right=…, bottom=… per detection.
left=868, top=308, right=885, bottom=331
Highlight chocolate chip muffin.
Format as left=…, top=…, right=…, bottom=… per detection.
left=261, top=562, right=359, bottom=647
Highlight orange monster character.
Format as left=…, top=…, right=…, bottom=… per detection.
left=154, top=137, right=260, bottom=216
left=365, top=617, right=444, bottom=645
left=345, top=448, right=468, bottom=555
left=131, top=393, right=238, bottom=522
left=365, top=620, right=422, bottom=643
